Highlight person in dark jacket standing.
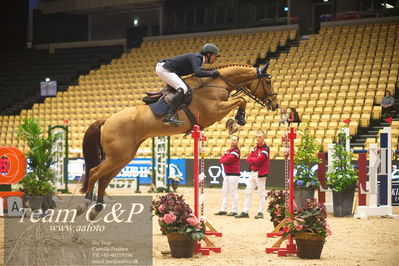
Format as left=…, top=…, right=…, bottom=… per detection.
left=156, top=43, right=220, bottom=126
left=215, top=135, right=241, bottom=216
left=235, top=130, right=270, bottom=219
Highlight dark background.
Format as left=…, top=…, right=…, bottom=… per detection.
left=1, top=0, right=397, bottom=51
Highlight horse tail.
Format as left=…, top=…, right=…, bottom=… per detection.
left=80, top=119, right=106, bottom=193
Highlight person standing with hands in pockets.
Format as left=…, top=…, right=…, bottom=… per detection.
left=215, top=135, right=241, bottom=216
left=235, top=130, right=270, bottom=219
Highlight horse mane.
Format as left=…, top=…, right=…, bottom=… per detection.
left=184, top=63, right=256, bottom=84
left=214, top=63, right=254, bottom=70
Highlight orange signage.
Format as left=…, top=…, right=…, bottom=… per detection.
left=0, top=146, right=26, bottom=184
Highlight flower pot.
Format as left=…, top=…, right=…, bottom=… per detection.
left=43, top=195, right=56, bottom=210
left=26, top=195, right=45, bottom=211
left=294, top=187, right=315, bottom=209
left=25, top=194, right=56, bottom=212
left=332, top=186, right=355, bottom=217
left=166, top=232, right=195, bottom=258
left=295, top=232, right=325, bottom=259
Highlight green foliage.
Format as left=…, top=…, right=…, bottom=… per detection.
left=16, top=118, right=61, bottom=195
left=283, top=199, right=331, bottom=238
left=294, top=125, right=321, bottom=188
left=326, top=132, right=358, bottom=192
left=17, top=173, right=55, bottom=196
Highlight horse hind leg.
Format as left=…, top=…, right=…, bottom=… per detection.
left=87, top=167, right=125, bottom=221
left=77, top=158, right=120, bottom=216
left=88, top=145, right=142, bottom=220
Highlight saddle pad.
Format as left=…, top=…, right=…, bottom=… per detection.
left=149, top=98, right=170, bottom=115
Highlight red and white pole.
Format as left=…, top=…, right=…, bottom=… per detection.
left=286, top=126, right=297, bottom=253
left=192, top=125, right=200, bottom=218
left=266, top=126, right=297, bottom=256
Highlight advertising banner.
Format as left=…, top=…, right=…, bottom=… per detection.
left=185, top=159, right=286, bottom=187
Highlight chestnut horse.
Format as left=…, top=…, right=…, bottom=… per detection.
left=77, top=63, right=279, bottom=220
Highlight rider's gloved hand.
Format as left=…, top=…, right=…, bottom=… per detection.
left=211, top=69, right=220, bottom=78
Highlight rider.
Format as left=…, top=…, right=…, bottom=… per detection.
left=155, top=43, right=220, bottom=126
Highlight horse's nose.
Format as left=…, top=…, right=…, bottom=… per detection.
left=270, top=104, right=278, bottom=111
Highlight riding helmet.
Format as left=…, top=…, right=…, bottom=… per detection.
left=201, top=43, right=220, bottom=56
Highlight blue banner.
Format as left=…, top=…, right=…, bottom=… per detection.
left=116, top=158, right=187, bottom=185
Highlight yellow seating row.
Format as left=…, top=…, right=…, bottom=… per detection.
left=1, top=22, right=398, bottom=158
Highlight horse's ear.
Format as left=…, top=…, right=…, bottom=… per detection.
left=261, top=62, right=270, bottom=73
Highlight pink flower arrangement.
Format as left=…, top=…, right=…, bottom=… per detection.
left=186, top=216, right=198, bottom=226
left=267, top=190, right=287, bottom=225
left=152, top=193, right=206, bottom=240
left=294, top=220, right=303, bottom=231
left=158, top=204, right=165, bottom=214
left=284, top=198, right=331, bottom=239
left=163, top=212, right=176, bottom=224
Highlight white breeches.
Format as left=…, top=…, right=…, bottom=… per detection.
left=242, top=171, right=266, bottom=213
left=220, top=175, right=240, bottom=212
left=155, top=62, right=188, bottom=94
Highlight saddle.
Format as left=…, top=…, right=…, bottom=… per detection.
left=142, top=85, right=193, bottom=115
left=143, top=85, right=196, bottom=135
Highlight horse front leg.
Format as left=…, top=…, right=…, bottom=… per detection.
left=218, top=97, right=246, bottom=134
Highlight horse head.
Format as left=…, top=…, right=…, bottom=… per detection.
left=247, top=63, right=279, bottom=111
left=216, top=63, right=279, bottom=111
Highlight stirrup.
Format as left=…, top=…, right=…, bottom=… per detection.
left=163, top=115, right=184, bottom=126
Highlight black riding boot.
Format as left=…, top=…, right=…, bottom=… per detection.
left=163, top=88, right=185, bottom=126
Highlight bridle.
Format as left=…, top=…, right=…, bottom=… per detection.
left=187, top=65, right=277, bottom=110
left=217, top=69, right=278, bottom=110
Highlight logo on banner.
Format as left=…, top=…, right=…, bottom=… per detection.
left=117, top=159, right=186, bottom=184
left=0, top=146, right=27, bottom=184
left=208, top=166, right=222, bottom=184
left=0, top=155, right=11, bottom=175
left=169, top=164, right=183, bottom=179
left=207, top=165, right=251, bottom=185
left=393, top=182, right=399, bottom=206
left=66, top=159, right=187, bottom=184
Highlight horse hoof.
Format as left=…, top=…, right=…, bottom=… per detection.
left=228, top=123, right=240, bottom=135
left=95, top=203, right=104, bottom=212
left=225, top=118, right=235, bottom=129
left=76, top=199, right=91, bottom=216
left=88, top=210, right=99, bottom=221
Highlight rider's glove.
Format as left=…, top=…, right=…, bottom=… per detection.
left=211, top=69, right=220, bottom=78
